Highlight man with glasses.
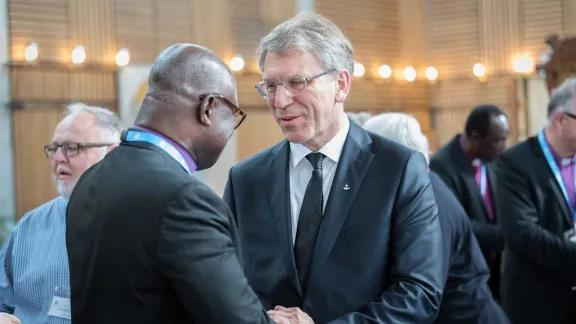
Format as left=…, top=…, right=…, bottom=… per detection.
left=0, top=103, right=122, bottom=324
left=224, top=12, right=443, bottom=324
left=65, top=44, right=271, bottom=324
left=495, top=77, right=576, bottom=324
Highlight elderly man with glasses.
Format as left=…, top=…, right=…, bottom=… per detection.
left=224, top=12, right=443, bottom=324
left=0, top=103, right=122, bottom=324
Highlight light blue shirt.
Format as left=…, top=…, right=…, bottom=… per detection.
left=0, top=197, right=70, bottom=323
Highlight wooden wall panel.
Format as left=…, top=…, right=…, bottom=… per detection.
left=231, top=0, right=264, bottom=69
left=9, top=0, right=68, bottom=61
left=236, top=109, right=285, bottom=162
left=115, top=0, right=157, bottom=62
left=427, top=0, right=573, bottom=147
left=10, top=68, right=116, bottom=106
left=563, top=0, right=576, bottom=35
left=523, top=0, right=563, bottom=60
left=478, top=0, right=520, bottom=74
left=432, top=76, right=516, bottom=147
left=190, top=0, right=234, bottom=59
left=70, top=0, right=117, bottom=64
left=429, top=0, right=479, bottom=78
left=157, top=0, right=192, bottom=53
left=12, top=108, right=63, bottom=219
left=316, top=0, right=400, bottom=70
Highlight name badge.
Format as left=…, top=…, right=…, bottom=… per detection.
left=48, top=285, right=71, bottom=320
left=48, top=296, right=71, bottom=319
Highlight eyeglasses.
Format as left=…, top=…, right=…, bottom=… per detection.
left=200, top=94, right=246, bottom=129
left=255, top=71, right=333, bottom=99
left=565, top=112, right=576, bottom=120
left=44, top=142, right=116, bottom=159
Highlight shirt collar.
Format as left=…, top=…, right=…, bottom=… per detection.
left=544, top=130, right=576, bottom=167
left=131, top=125, right=198, bottom=173
left=290, top=114, right=350, bottom=168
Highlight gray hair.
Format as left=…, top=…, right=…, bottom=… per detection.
left=65, top=103, right=123, bottom=142
left=362, top=112, right=430, bottom=164
left=346, top=112, right=372, bottom=126
left=548, top=78, right=576, bottom=121
left=257, top=12, right=355, bottom=76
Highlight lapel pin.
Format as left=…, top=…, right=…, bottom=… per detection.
left=343, top=184, right=350, bottom=191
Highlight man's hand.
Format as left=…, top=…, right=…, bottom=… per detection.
left=0, top=313, right=20, bottom=324
left=267, top=306, right=314, bottom=324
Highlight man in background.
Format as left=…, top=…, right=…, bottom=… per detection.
left=0, top=103, right=122, bottom=324
left=224, top=12, right=443, bottom=324
left=363, top=112, right=510, bottom=324
left=65, top=43, right=272, bottom=324
left=430, top=104, right=509, bottom=299
left=496, top=78, right=576, bottom=324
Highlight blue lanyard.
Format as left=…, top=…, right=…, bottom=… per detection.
left=124, top=129, right=192, bottom=175
left=537, top=129, right=576, bottom=221
left=480, top=163, right=487, bottom=196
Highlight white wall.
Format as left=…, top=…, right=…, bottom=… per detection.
left=116, top=65, right=238, bottom=196
left=0, top=0, right=15, bottom=220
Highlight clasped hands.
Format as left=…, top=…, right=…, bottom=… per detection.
left=268, top=305, right=314, bottom=324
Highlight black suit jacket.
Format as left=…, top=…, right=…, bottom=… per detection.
left=223, top=121, right=444, bottom=324
left=65, top=138, right=272, bottom=324
left=430, top=172, right=509, bottom=324
left=495, top=136, right=576, bottom=324
left=430, top=136, right=505, bottom=263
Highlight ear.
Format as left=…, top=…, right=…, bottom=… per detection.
left=198, top=95, right=217, bottom=127
left=335, top=69, right=352, bottom=103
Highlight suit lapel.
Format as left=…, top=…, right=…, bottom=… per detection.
left=486, top=163, right=498, bottom=217
left=308, top=123, right=373, bottom=284
left=264, top=141, right=303, bottom=296
left=532, top=138, right=573, bottom=227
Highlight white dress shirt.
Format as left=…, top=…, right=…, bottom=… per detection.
left=289, top=116, right=350, bottom=244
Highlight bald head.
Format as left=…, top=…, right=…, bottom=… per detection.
left=135, top=44, right=237, bottom=124
left=133, top=43, right=242, bottom=171
left=149, top=44, right=235, bottom=97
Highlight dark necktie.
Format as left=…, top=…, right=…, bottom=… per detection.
left=294, top=152, right=325, bottom=291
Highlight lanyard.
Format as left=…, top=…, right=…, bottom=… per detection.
left=124, top=129, right=192, bottom=175
left=537, top=129, right=576, bottom=221
left=480, top=163, right=487, bottom=196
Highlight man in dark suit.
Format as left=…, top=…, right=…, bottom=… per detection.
left=65, top=44, right=272, bottom=324
left=363, top=112, right=510, bottom=324
left=224, top=13, right=443, bottom=324
left=495, top=78, right=576, bottom=324
left=430, top=104, right=509, bottom=300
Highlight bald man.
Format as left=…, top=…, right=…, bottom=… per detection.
left=65, top=44, right=271, bottom=324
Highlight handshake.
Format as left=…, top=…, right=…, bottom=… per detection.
left=268, top=306, right=314, bottom=324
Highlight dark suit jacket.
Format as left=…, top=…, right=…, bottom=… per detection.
left=495, top=136, right=576, bottom=324
left=223, top=121, right=444, bottom=324
left=430, top=136, right=505, bottom=279
left=65, top=138, right=272, bottom=324
left=430, top=172, right=509, bottom=324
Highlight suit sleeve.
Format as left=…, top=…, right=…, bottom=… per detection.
left=430, top=160, right=505, bottom=252
left=329, top=152, right=444, bottom=323
left=157, top=181, right=273, bottom=324
left=0, top=227, right=16, bottom=314
left=496, top=153, right=576, bottom=281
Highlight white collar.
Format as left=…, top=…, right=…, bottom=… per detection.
left=290, top=115, right=350, bottom=168
left=560, top=157, right=575, bottom=167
